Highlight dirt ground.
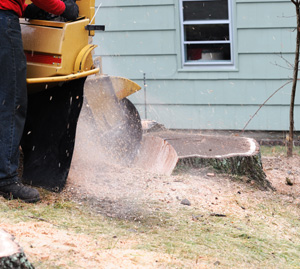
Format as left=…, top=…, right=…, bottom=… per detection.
left=262, top=154, right=300, bottom=197
left=1, top=149, right=300, bottom=268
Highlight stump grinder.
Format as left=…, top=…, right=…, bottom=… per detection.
left=20, top=0, right=144, bottom=191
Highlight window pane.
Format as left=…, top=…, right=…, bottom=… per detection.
left=183, top=0, right=228, bottom=21
left=184, top=24, right=229, bottom=41
left=186, top=44, right=231, bottom=61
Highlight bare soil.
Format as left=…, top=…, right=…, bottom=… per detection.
left=1, top=151, right=300, bottom=268
left=262, top=154, right=300, bottom=197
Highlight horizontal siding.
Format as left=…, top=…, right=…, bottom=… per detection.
left=237, top=1, right=295, bottom=29
left=236, top=54, right=294, bottom=79
left=100, top=54, right=294, bottom=80
left=238, top=28, right=296, bottom=53
left=133, top=103, right=299, bottom=130
left=129, top=79, right=298, bottom=105
left=94, top=29, right=296, bottom=55
left=95, top=30, right=176, bottom=55
left=95, top=5, right=175, bottom=31
left=92, top=0, right=300, bottom=130
left=236, top=0, right=289, bottom=2
left=100, top=55, right=178, bottom=78
left=96, top=0, right=174, bottom=7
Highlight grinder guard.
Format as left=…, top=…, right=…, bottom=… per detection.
left=21, top=78, right=86, bottom=191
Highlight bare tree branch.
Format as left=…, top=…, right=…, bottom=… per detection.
left=242, top=80, right=292, bottom=132
left=271, top=61, right=294, bottom=70
left=277, top=53, right=294, bottom=69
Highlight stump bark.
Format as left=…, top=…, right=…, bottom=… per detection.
left=178, top=152, right=273, bottom=190
left=151, top=132, right=274, bottom=191
left=0, top=229, right=34, bottom=269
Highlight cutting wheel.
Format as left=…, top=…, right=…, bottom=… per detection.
left=82, top=96, right=142, bottom=165
left=83, top=75, right=143, bottom=164
left=99, top=97, right=142, bottom=164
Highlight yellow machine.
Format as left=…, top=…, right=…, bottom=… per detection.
left=20, top=0, right=143, bottom=191
left=22, top=0, right=98, bottom=82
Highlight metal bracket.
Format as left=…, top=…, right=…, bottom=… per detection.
left=85, top=25, right=105, bottom=31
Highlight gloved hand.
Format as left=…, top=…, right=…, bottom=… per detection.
left=24, top=3, right=44, bottom=19
left=62, top=0, right=79, bottom=21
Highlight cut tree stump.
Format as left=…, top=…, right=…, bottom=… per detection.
left=145, top=131, right=274, bottom=191
left=133, top=136, right=178, bottom=176
left=0, top=229, right=34, bottom=269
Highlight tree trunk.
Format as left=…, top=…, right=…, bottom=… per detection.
left=288, top=1, right=300, bottom=157
left=0, top=229, right=34, bottom=269
left=177, top=153, right=274, bottom=191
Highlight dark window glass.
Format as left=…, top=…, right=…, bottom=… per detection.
left=186, top=44, right=231, bottom=61
left=183, top=0, right=228, bottom=21
left=184, top=24, right=230, bottom=41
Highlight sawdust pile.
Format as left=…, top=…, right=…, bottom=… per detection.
left=66, top=101, right=156, bottom=219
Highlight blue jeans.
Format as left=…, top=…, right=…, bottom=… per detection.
left=0, top=10, right=27, bottom=186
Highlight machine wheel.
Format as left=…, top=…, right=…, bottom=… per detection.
left=98, top=97, right=142, bottom=164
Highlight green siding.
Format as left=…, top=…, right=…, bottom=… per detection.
left=96, top=0, right=174, bottom=7
left=236, top=2, right=295, bottom=28
left=100, top=55, right=178, bottom=78
left=236, top=54, right=294, bottom=79
left=92, top=0, right=299, bottom=131
left=238, top=29, right=295, bottom=53
left=100, top=54, right=294, bottom=80
left=95, top=31, right=176, bottom=55
left=135, top=104, right=297, bottom=130
left=95, top=5, right=175, bottom=31
left=130, top=80, right=299, bottom=105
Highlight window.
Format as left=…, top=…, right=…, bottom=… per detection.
left=180, top=0, right=233, bottom=67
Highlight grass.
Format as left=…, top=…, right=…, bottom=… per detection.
left=260, top=145, right=300, bottom=156
left=1, top=189, right=300, bottom=268
left=1, top=147, right=300, bottom=268
left=138, top=205, right=300, bottom=267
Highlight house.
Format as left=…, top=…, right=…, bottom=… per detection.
left=93, top=0, right=299, bottom=131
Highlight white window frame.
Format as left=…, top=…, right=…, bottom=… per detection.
left=179, top=0, right=234, bottom=68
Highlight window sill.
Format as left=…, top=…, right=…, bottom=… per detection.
left=178, top=65, right=238, bottom=72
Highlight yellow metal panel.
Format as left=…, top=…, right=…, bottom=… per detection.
left=20, top=18, right=65, bottom=28
left=74, top=44, right=97, bottom=72
left=77, top=0, right=96, bottom=35
left=27, top=68, right=99, bottom=84
left=22, top=0, right=97, bottom=79
left=77, top=0, right=95, bottom=21
left=22, top=18, right=90, bottom=78
left=26, top=68, right=100, bottom=94
left=21, top=22, right=64, bottom=54
left=60, top=19, right=90, bottom=75
left=25, top=64, right=63, bottom=78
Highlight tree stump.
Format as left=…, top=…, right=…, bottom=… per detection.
left=133, top=136, right=178, bottom=176
left=0, top=229, right=34, bottom=269
left=152, top=132, right=274, bottom=191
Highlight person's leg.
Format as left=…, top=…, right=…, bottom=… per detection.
left=0, top=10, right=40, bottom=202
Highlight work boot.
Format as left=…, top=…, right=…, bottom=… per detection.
left=0, top=182, right=40, bottom=203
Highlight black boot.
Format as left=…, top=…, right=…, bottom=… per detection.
left=0, top=182, right=40, bottom=203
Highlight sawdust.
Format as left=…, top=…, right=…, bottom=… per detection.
left=1, top=152, right=300, bottom=268
left=1, top=222, right=182, bottom=268
left=3, top=105, right=300, bottom=268
left=67, top=150, right=300, bottom=217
